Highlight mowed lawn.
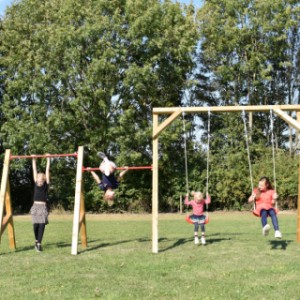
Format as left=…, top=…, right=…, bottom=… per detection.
left=0, top=212, right=300, bottom=300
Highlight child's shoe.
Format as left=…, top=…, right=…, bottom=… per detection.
left=194, top=236, right=199, bottom=245
left=201, top=236, right=206, bottom=245
left=275, top=230, right=282, bottom=239
left=97, top=152, right=107, bottom=160
left=262, top=224, right=270, bottom=236
left=36, top=243, right=42, bottom=252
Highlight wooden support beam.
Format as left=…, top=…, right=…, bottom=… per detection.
left=152, top=114, right=159, bottom=253
left=297, top=112, right=300, bottom=243
left=71, top=146, right=84, bottom=255
left=1, top=214, right=11, bottom=235
left=153, top=104, right=300, bottom=114
left=153, top=110, right=182, bottom=139
left=273, top=109, right=300, bottom=132
left=0, top=149, right=16, bottom=249
left=0, top=150, right=11, bottom=240
left=79, top=182, right=87, bottom=249
left=5, top=181, right=15, bottom=249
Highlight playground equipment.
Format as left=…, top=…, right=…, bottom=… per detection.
left=152, top=105, right=300, bottom=253
left=242, top=109, right=279, bottom=216
left=0, top=147, right=152, bottom=255
left=182, top=110, right=210, bottom=225
left=0, top=147, right=86, bottom=255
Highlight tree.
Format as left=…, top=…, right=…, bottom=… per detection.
left=0, top=0, right=199, bottom=211
left=193, top=0, right=300, bottom=208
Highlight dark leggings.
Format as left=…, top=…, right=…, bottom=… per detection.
left=194, top=222, right=205, bottom=233
left=260, top=209, right=279, bottom=231
left=33, top=223, right=46, bottom=244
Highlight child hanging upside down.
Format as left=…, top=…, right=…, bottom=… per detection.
left=248, top=176, right=282, bottom=239
left=87, top=152, right=128, bottom=206
left=185, top=191, right=211, bottom=245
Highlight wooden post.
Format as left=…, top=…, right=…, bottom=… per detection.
left=297, top=112, right=300, bottom=242
left=79, top=175, right=87, bottom=248
left=71, top=146, right=84, bottom=255
left=5, top=181, right=16, bottom=249
left=0, top=149, right=16, bottom=249
left=0, top=150, right=10, bottom=231
left=152, top=114, right=159, bottom=253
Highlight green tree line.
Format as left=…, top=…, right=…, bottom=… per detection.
left=0, top=0, right=299, bottom=213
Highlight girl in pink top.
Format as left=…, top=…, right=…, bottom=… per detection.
left=248, top=176, right=282, bottom=238
left=185, top=191, right=211, bottom=245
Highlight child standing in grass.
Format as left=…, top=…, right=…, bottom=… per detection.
left=30, top=155, right=50, bottom=252
left=248, top=176, right=282, bottom=239
left=185, top=191, right=211, bottom=245
left=87, top=151, right=128, bottom=206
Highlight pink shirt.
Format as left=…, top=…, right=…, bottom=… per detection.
left=253, top=188, right=275, bottom=212
left=184, top=195, right=211, bottom=216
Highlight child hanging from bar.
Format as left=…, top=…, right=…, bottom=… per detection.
left=87, top=152, right=128, bottom=206
left=185, top=191, right=211, bottom=245
left=30, top=154, right=50, bottom=252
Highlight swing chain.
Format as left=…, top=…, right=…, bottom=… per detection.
left=242, top=110, right=254, bottom=193
left=182, top=111, right=189, bottom=194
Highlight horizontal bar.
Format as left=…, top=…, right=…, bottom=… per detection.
left=153, top=105, right=300, bottom=114
left=10, top=153, right=78, bottom=159
left=83, top=166, right=152, bottom=172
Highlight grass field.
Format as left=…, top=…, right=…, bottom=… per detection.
left=0, top=212, right=300, bottom=300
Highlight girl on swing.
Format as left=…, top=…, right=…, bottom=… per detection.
left=185, top=191, right=211, bottom=245
left=248, top=176, right=282, bottom=239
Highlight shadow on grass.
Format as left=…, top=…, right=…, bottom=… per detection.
left=79, top=237, right=151, bottom=254
left=269, top=239, right=293, bottom=250
left=159, top=234, right=231, bottom=252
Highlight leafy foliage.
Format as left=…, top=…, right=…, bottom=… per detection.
left=0, top=0, right=299, bottom=212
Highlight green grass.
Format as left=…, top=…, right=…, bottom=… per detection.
left=0, top=212, right=300, bottom=300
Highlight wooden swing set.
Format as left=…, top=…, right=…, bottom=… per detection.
left=152, top=105, right=300, bottom=253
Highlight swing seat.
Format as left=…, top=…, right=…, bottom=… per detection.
left=185, top=215, right=209, bottom=225
left=252, top=207, right=279, bottom=217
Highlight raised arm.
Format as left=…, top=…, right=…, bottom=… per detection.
left=272, top=191, right=278, bottom=204
left=117, top=166, right=129, bottom=181
left=32, top=156, right=38, bottom=182
left=87, top=169, right=101, bottom=184
left=205, top=193, right=211, bottom=204
left=248, top=192, right=256, bottom=203
left=45, top=155, right=50, bottom=184
left=184, top=193, right=191, bottom=205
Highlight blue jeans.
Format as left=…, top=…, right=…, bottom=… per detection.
left=260, top=208, right=279, bottom=231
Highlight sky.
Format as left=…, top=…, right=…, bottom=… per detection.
left=0, top=0, right=202, bottom=16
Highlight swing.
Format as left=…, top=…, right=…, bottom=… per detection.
left=183, top=111, right=210, bottom=225
left=242, top=109, right=279, bottom=217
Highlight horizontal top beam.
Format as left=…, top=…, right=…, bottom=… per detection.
left=153, top=105, right=300, bottom=114
left=10, top=153, right=78, bottom=159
